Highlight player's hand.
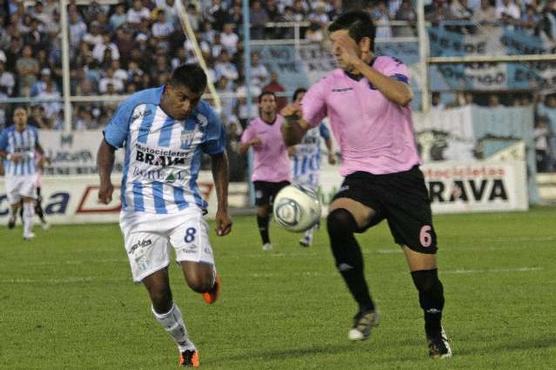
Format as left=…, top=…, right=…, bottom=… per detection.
left=250, top=137, right=263, bottom=149
left=287, top=146, right=297, bottom=157
left=335, top=33, right=362, bottom=69
left=280, top=103, right=301, bottom=119
left=98, top=181, right=114, bottom=204
left=328, top=152, right=337, bottom=165
left=215, top=209, right=232, bottom=236
left=10, top=153, right=23, bottom=163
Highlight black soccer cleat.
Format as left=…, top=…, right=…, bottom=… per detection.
left=348, top=309, right=379, bottom=341
left=7, top=216, right=16, bottom=229
left=427, top=328, right=452, bottom=359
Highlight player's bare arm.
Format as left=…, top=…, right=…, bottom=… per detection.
left=281, top=103, right=310, bottom=146
left=97, top=140, right=115, bottom=204
left=332, top=30, right=413, bottom=107
left=211, top=151, right=232, bottom=236
left=324, top=138, right=336, bottom=165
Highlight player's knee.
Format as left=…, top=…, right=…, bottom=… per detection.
left=327, top=208, right=357, bottom=237
left=185, top=272, right=213, bottom=293
left=411, top=269, right=443, bottom=294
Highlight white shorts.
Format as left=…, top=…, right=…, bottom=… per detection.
left=120, top=208, right=215, bottom=282
left=5, top=175, right=37, bottom=205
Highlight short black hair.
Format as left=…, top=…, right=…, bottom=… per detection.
left=258, top=91, right=276, bottom=103
left=292, top=88, right=307, bottom=102
left=169, top=64, right=207, bottom=94
left=328, top=10, right=376, bottom=49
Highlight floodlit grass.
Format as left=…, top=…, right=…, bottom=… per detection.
left=1, top=208, right=555, bottom=369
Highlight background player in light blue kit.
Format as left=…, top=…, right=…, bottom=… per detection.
left=97, top=64, right=232, bottom=368
left=288, top=88, right=336, bottom=247
left=0, top=106, right=45, bottom=240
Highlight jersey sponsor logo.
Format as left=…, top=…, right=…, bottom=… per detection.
left=135, top=143, right=193, bottom=167
left=331, top=87, right=353, bottom=93
left=428, top=179, right=508, bottom=203
left=132, top=109, right=152, bottom=122
left=131, top=167, right=190, bottom=182
left=129, top=239, right=152, bottom=255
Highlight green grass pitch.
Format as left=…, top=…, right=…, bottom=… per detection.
left=1, top=208, right=555, bottom=369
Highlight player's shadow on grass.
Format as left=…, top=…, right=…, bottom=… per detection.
left=210, top=343, right=359, bottom=363
left=455, top=335, right=556, bottom=356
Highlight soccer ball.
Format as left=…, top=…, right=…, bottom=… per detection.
left=273, top=184, right=322, bottom=233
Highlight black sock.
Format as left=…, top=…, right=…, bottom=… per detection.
left=257, top=215, right=270, bottom=244
left=411, top=269, right=445, bottom=338
left=327, top=209, right=374, bottom=313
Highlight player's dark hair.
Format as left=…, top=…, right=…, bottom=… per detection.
left=292, top=88, right=307, bottom=102
left=328, top=10, right=376, bottom=50
left=169, top=64, right=207, bottom=94
left=258, top=91, right=276, bottom=103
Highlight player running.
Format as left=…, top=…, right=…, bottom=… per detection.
left=282, top=11, right=452, bottom=358
left=240, top=91, right=290, bottom=251
left=288, top=88, right=336, bottom=247
left=97, top=64, right=232, bottom=368
left=0, top=106, right=45, bottom=240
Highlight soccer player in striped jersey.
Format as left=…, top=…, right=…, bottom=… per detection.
left=288, top=88, right=336, bottom=247
left=239, top=91, right=291, bottom=251
left=282, top=11, right=451, bottom=358
left=0, top=106, right=45, bottom=240
left=97, top=64, right=232, bottom=368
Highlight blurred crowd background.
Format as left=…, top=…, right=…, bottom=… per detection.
left=1, top=0, right=556, bottom=173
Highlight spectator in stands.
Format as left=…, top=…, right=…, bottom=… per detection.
left=394, top=0, right=417, bottom=37
left=472, top=0, right=497, bottom=26
left=227, top=1, right=243, bottom=28
left=68, top=10, right=87, bottom=49
left=204, top=0, right=228, bottom=32
left=251, top=0, right=269, bottom=39
left=31, top=1, right=51, bottom=25
left=431, top=92, right=446, bottom=110
left=495, top=0, right=520, bottom=25
left=214, top=50, right=239, bottom=82
left=534, top=116, right=551, bottom=172
left=185, top=3, right=201, bottom=32
left=29, top=104, right=52, bottom=129
left=306, top=21, right=325, bottom=41
left=263, top=71, right=287, bottom=111
left=109, top=3, right=127, bottom=31
left=152, top=9, right=175, bottom=51
left=220, top=22, right=239, bottom=55
left=127, top=0, right=150, bottom=25
left=371, top=1, right=393, bottom=38
left=37, top=80, right=61, bottom=121
left=488, top=94, right=501, bottom=107
left=83, top=21, right=104, bottom=47
left=16, top=45, right=39, bottom=96
left=30, top=67, right=55, bottom=96
left=0, top=59, right=15, bottom=96
left=171, top=46, right=187, bottom=69
left=99, top=67, right=124, bottom=94
left=250, top=52, right=269, bottom=90
left=92, top=33, right=120, bottom=63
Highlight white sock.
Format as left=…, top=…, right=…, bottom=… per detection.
left=23, top=202, right=34, bottom=235
left=304, top=227, right=314, bottom=240
left=152, top=304, right=195, bottom=352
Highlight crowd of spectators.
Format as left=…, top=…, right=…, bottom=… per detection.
left=1, top=0, right=556, bottom=173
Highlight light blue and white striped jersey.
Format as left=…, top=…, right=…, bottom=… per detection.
left=103, top=86, right=226, bottom=214
left=0, top=125, right=39, bottom=176
left=291, top=124, right=331, bottom=188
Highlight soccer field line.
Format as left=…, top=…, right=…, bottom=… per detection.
left=0, top=267, right=543, bottom=284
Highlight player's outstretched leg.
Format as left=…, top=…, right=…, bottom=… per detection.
left=7, top=203, right=18, bottom=229
left=299, top=225, right=316, bottom=247
left=181, top=261, right=221, bottom=304
left=327, top=208, right=377, bottom=341
left=411, top=269, right=452, bottom=358
left=144, top=269, right=199, bottom=367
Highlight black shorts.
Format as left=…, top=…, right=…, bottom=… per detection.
left=332, top=166, right=437, bottom=254
left=253, top=180, right=290, bottom=207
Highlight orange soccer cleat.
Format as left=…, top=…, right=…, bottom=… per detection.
left=179, top=350, right=200, bottom=368
left=202, top=272, right=221, bottom=304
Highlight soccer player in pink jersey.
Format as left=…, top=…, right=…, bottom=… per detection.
left=240, top=92, right=291, bottom=251
left=282, top=11, right=451, bottom=358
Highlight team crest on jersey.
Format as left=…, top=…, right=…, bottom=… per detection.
left=180, top=130, right=196, bottom=147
